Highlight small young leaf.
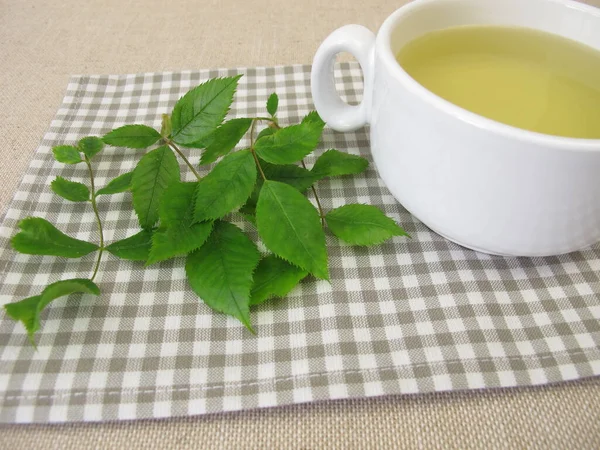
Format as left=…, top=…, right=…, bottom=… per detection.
left=131, top=145, right=181, bottom=229
left=171, top=75, right=242, bottom=145
left=266, top=93, right=279, bottom=116
left=105, top=229, right=154, bottom=261
left=256, top=180, right=328, bottom=279
left=52, top=145, right=82, bottom=164
left=302, top=111, right=325, bottom=127
left=185, top=221, right=260, bottom=331
left=5, top=279, right=100, bottom=345
left=148, top=221, right=213, bottom=265
left=11, top=217, right=99, bottom=258
left=255, top=120, right=325, bottom=165
left=96, top=171, right=133, bottom=196
left=250, top=255, right=307, bottom=306
left=50, top=176, right=90, bottom=202
left=200, top=118, right=252, bottom=165
left=161, top=114, right=172, bottom=138
left=78, top=137, right=104, bottom=158
left=325, top=204, right=409, bottom=245
left=262, top=161, right=317, bottom=193
left=311, top=149, right=369, bottom=178
left=103, top=125, right=162, bottom=149
left=194, top=150, right=256, bottom=222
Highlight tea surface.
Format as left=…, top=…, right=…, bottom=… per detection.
left=396, top=26, right=600, bottom=139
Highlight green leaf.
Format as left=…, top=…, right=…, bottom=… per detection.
left=311, top=149, right=369, bottom=178
left=37, top=279, right=100, bottom=312
left=254, top=120, right=325, bottom=165
left=171, top=75, right=242, bottom=145
left=11, top=217, right=99, bottom=258
left=105, top=229, right=154, bottom=261
left=302, top=111, right=325, bottom=127
left=325, top=204, right=409, bottom=245
left=200, top=118, right=252, bottom=165
left=161, top=114, right=172, bottom=138
left=148, top=222, right=213, bottom=265
left=194, top=150, right=256, bottom=222
left=102, top=125, right=162, bottom=149
left=146, top=182, right=213, bottom=265
left=131, top=145, right=180, bottom=229
left=4, top=296, right=41, bottom=345
left=262, top=161, right=317, bottom=192
left=185, top=221, right=260, bottom=331
left=78, top=137, right=104, bottom=158
left=250, top=255, right=307, bottom=306
left=256, top=127, right=275, bottom=141
left=96, top=171, right=133, bottom=196
left=158, top=182, right=198, bottom=226
left=266, top=93, right=279, bottom=116
left=50, top=176, right=90, bottom=202
left=256, top=180, right=328, bottom=279
left=52, top=145, right=82, bottom=164
left=5, top=279, right=100, bottom=345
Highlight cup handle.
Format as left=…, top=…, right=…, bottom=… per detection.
left=311, top=25, right=376, bottom=132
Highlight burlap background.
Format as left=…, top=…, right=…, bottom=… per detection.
left=1, top=0, right=599, bottom=447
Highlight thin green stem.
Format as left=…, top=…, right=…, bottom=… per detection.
left=167, top=141, right=202, bottom=180
left=85, top=157, right=104, bottom=281
left=301, top=159, right=325, bottom=226
left=249, top=119, right=267, bottom=180
left=254, top=116, right=281, bottom=129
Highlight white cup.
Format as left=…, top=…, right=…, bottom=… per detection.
left=311, top=0, right=600, bottom=256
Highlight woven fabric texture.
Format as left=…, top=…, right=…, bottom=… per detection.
left=0, top=63, right=598, bottom=424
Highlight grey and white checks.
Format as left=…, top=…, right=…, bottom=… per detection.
left=0, top=63, right=599, bottom=423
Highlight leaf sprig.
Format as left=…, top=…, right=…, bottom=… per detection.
left=5, top=75, right=408, bottom=344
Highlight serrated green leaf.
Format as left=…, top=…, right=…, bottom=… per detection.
left=78, top=137, right=104, bottom=158
left=148, top=221, right=213, bottom=265
left=50, top=176, right=90, bottom=202
left=5, top=279, right=99, bottom=345
left=158, top=182, right=198, bottom=226
left=254, top=120, right=325, bottom=165
left=52, top=145, right=82, bottom=164
left=105, top=229, right=153, bottom=261
left=256, top=180, right=328, bottom=279
left=311, top=149, right=369, bottom=178
left=161, top=114, right=172, bottom=138
left=250, top=255, right=307, bottom=306
left=146, top=181, right=213, bottom=265
left=262, top=161, right=317, bottom=192
left=131, top=145, right=180, bottom=229
left=200, top=118, right=252, bottom=165
left=96, top=171, right=133, bottom=196
left=302, top=111, right=325, bottom=127
left=194, top=150, right=256, bottom=222
left=4, top=295, right=41, bottom=345
left=102, top=125, right=162, bottom=149
left=256, top=127, right=275, bottom=141
left=11, top=217, right=99, bottom=258
left=325, top=204, right=409, bottom=245
left=171, top=76, right=242, bottom=145
left=266, top=93, right=279, bottom=116
left=185, top=221, right=260, bottom=331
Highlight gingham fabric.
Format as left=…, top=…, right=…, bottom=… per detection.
left=0, top=63, right=599, bottom=424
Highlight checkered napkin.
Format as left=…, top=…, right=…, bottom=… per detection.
left=0, top=63, right=599, bottom=423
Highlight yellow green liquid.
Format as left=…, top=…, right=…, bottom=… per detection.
left=396, top=26, right=600, bottom=139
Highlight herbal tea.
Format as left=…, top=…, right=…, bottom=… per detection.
left=396, top=26, right=600, bottom=139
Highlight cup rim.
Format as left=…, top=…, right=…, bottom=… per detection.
left=377, top=0, right=600, bottom=151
